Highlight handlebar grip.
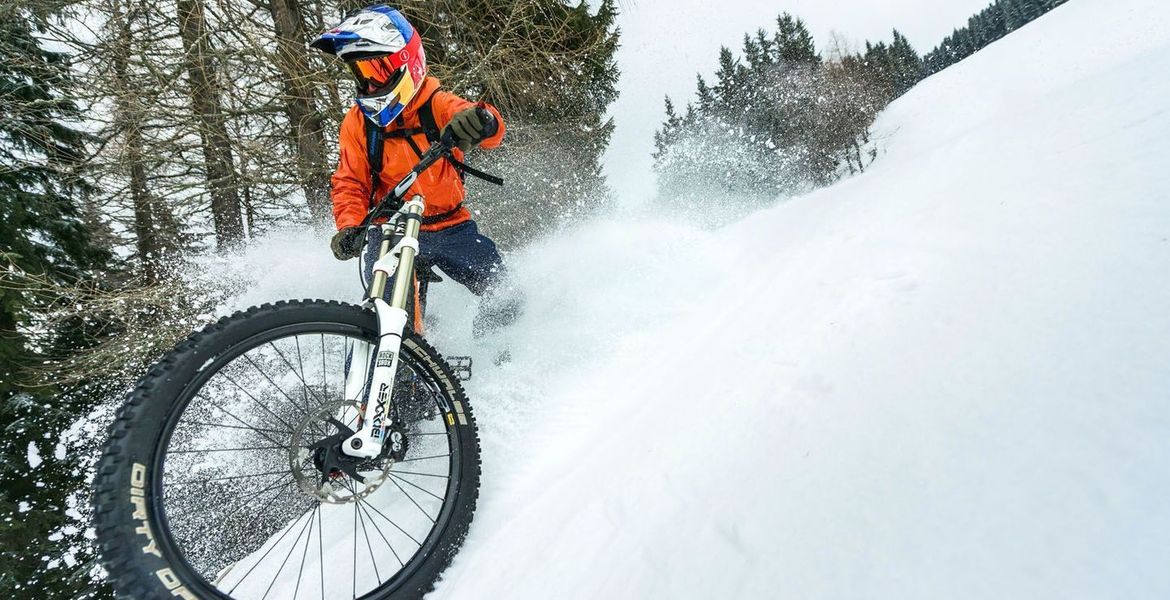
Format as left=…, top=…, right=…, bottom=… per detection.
left=440, top=128, right=457, bottom=150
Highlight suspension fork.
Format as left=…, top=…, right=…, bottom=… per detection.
left=342, top=195, right=425, bottom=459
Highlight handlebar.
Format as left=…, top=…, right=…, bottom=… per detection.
left=358, top=132, right=457, bottom=229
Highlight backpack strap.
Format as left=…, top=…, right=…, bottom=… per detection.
left=445, top=153, right=505, bottom=186
left=363, top=116, right=384, bottom=203
left=383, top=127, right=429, bottom=139
left=367, top=93, right=505, bottom=203
left=416, top=99, right=443, bottom=147
left=420, top=98, right=505, bottom=187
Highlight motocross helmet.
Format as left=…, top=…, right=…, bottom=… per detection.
left=311, top=6, right=427, bottom=127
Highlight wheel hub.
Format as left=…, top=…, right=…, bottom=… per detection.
left=289, top=401, right=398, bottom=504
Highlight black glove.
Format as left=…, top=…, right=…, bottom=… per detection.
left=330, top=226, right=365, bottom=261
left=443, top=106, right=498, bottom=152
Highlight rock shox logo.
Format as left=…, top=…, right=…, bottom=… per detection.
left=376, top=351, right=396, bottom=368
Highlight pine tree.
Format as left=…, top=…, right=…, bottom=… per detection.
left=1020, top=0, right=1044, bottom=19
left=653, top=96, right=684, bottom=160
left=696, top=74, right=716, bottom=107
left=0, top=6, right=108, bottom=397
left=774, top=13, right=820, bottom=65
left=0, top=2, right=113, bottom=596
left=652, top=12, right=890, bottom=206
left=862, top=40, right=895, bottom=95
left=888, top=30, right=924, bottom=97
left=713, top=46, right=748, bottom=122
left=922, top=0, right=1066, bottom=76
left=1001, top=0, right=1024, bottom=32
left=427, top=0, right=621, bottom=247
left=742, top=33, right=763, bottom=69
left=983, top=2, right=1007, bottom=42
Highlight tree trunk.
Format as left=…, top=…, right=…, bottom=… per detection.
left=269, top=0, right=332, bottom=221
left=111, top=0, right=164, bottom=282
left=177, top=0, right=244, bottom=249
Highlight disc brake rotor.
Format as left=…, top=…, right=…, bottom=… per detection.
left=289, top=400, right=396, bottom=504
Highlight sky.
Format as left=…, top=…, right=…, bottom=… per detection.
left=603, top=0, right=995, bottom=202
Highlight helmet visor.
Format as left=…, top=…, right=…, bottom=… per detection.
left=348, top=57, right=406, bottom=94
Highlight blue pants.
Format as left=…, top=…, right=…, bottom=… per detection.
left=362, top=220, right=505, bottom=298
left=362, top=220, right=520, bottom=336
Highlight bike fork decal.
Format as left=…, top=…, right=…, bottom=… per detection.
left=343, top=299, right=408, bottom=458
left=371, top=382, right=390, bottom=439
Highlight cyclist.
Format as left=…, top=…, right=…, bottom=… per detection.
left=312, top=5, right=518, bottom=337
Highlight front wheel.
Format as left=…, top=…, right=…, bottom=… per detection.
left=93, top=300, right=480, bottom=600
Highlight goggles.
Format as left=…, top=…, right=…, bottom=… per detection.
left=349, top=57, right=407, bottom=93
left=345, top=33, right=423, bottom=94
left=354, top=64, right=418, bottom=126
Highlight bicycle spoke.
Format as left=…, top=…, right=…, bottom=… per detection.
left=358, top=495, right=422, bottom=548
left=168, top=444, right=288, bottom=454
left=269, top=340, right=330, bottom=410
left=387, top=468, right=449, bottom=480
left=387, top=474, right=438, bottom=522
left=317, top=503, right=325, bottom=600
left=186, top=396, right=290, bottom=449
left=212, top=474, right=295, bottom=526
left=183, top=421, right=292, bottom=436
left=260, top=506, right=317, bottom=600
left=170, top=469, right=290, bottom=486
left=243, top=353, right=312, bottom=419
left=320, top=334, right=329, bottom=405
left=291, top=504, right=317, bottom=600
left=219, top=371, right=301, bottom=434
left=268, top=341, right=313, bottom=415
left=295, top=335, right=310, bottom=398
left=355, top=499, right=383, bottom=584
left=352, top=499, right=358, bottom=600
left=393, top=453, right=451, bottom=464
left=227, top=509, right=311, bottom=595
left=356, top=500, right=405, bottom=568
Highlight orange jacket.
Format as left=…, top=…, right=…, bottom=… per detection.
left=331, top=76, right=505, bottom=232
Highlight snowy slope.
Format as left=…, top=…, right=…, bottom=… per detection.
left=199, top=0, right=1170, bottom=597
left=603, top=0, right=993, bottom=202
left=421, top=0, right=1170, bottom=597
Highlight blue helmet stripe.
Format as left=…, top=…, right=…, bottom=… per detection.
left=319, top=30, right=361, bottom=53
left=383, top=8, right=416, bottom=41
left=362, top=5, right=415, bottom=39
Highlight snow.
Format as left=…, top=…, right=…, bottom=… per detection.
left=436, top=0, right=1169, bottom=597
left=602, top=0, right=993, bottom=203
left=193, top=0, right=1170, bottom=597
left=27, top=441, right=42, bottom=469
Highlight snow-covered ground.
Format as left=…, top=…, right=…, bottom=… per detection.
left=204, top=0, right=1170, bottom=597
left=602, top=0, right=993, bottom=202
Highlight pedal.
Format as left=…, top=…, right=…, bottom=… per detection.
left=449, top=355, right=473, bottom=381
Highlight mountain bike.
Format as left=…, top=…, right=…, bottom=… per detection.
left=93, top=136, right=480, bottom=599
